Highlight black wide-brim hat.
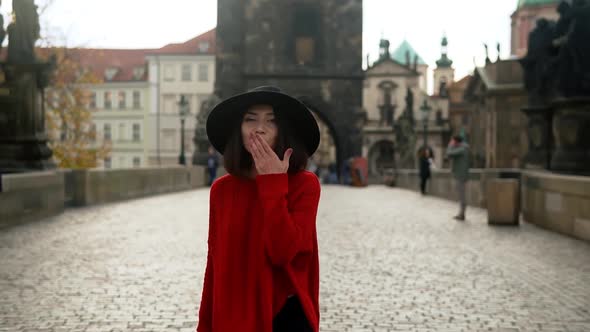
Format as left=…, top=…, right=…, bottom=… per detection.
left=206, top=86, right=320, bottom=156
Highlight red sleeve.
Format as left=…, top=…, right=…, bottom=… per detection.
left=196, top=188, right=216, bottom=332
left=256, top=173, right=321, bottom=267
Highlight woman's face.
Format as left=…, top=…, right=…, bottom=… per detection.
left=241, top=104, right=278, bottom=154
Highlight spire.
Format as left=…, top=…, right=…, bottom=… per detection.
left=436, top=34, right=453, bottom=68
left=379, top=38, right=390, bottom=60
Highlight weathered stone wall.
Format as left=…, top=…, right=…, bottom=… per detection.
left=522, top=171, right=590, bottom=242
left=0, top=166, right=210, bottom=228
left=395, top=168, right=590, bottom=242
left=66, top=166, right=207, bottom=207
left=394, top=169, right=521, bottom=208
left=0, top=171, right=65, bottom=228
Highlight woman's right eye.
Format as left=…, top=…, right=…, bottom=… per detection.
left=244, top=118, right=255, bottom=122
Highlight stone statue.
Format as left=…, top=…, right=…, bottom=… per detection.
left=404, top=87, right=415, bottom=126
left=496, top=42, right=501, bottom=62
left=484, top=43, right=491, bottom=64
left=197, top=91, right=221, bottom=124
left=193, top=91, right=222, bottom=165
left=394, top=88, right=417, bottom=168
left=520, top=18, right=557, bottom=104
left=553, top=0, right=590, bottom=97
left=7, top=0, right=40, bottom=64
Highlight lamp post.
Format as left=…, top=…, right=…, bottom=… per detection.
left=178, top=95, right=189, bottom=165
left=420, top=99, right=432, bottom=151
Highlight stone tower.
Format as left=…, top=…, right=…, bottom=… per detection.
left=215, top=0, right=364, bottom=169
left=434, top=35, right=454, bottom=97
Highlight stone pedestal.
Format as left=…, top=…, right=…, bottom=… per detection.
left=550, top=98, right=590, bottom=175
left=522, top=105, right=553, bottom=170
left=0, top=63, right=55, bottom=173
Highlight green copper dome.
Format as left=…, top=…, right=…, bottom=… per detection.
left=391, top=40, right=427, bottom=66
left=517, top=0, right=560, bottom=9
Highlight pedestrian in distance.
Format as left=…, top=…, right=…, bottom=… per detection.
left=418, top=148, right=434, bottom=195
left=197, top=86, right=321, bottom=332
left=206, top=146, right=219, bottom=186
left=446, top=135, right=470, bottom=221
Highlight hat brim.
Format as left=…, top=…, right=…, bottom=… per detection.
left=206, top=90, right=320, bottom=156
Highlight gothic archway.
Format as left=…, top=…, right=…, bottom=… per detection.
left=298, top=96, right=341, bottom=184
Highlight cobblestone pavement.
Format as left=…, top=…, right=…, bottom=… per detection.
left=0, top=185, right=589, bottom=332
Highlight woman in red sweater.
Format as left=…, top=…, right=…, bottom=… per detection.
left=197, top=86, right=322, bottom=332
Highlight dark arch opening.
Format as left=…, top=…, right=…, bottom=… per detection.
left=297, top=96, right=342, bottom=183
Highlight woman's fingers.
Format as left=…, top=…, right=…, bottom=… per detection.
left=256, top=134, right=273, bottom=155
left=249, top=134, right=263, bottom=160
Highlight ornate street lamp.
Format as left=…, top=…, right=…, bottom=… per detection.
left=420, top=99, right=432, bottom=150
left=178, top=95, right=189, bottom=165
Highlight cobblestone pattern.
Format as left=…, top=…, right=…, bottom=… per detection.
left=0, top=185, right=589, bottom=332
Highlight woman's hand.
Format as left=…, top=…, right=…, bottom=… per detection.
left=249, top=133, right=292, bottom=175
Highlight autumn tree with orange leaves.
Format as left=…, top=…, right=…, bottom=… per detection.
left=44, top=48, right=111, bottom=168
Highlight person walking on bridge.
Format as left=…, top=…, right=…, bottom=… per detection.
left=446, top=135, right=470, bottom=221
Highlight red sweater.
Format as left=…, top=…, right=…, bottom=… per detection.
left=196, top=171, right=321, bottom=332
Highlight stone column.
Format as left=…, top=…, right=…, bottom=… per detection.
left=0, top=63, right=55, bottom=173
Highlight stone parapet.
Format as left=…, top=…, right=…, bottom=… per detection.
left=0, top=170, right=65, bottom=228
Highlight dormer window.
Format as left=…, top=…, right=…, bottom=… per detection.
left=104, top=67, right=119, bottom=81
left=133, top=66, right=145, bottom=80
left=198, top=41, right=210, bottom=53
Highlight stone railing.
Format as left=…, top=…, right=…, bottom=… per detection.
left=64, top=166, right=207, bottom=206
left=522, top=171, right=590, bottom=242
left=0, top=166, right=210, bottom=228
left=392, top=168, right=590, bottom=242
left=0, top=170, right=65, bottom=228
left=393, top=169, right=521, bottom=208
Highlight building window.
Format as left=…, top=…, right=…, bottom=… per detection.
left=198, top=41, right=210, bottom=53
left=104, top=157, right=111, bottom=169
left=90, top=123, right=96, bottom=142
left=198, top=64, right=208, bottom=82
left=118, top=123, right=126, bottom=141
left=293, top=5, right=320, bottom=65
left=164, top=65, right=175, bottom=81
left=163, top=94, right=176, bottom=114
left=133, top=66, right=145, bottom=80
left=103, top=123, right=111, bottom=141
left=104, top=91, right=112, bottom=109
left=133, top=91, right=141, bottom=109
left=89, top=92, right=96, bottom=109
left=118, top=91, right=126, bottom=109
left=119, top=156, right=125, bottom=168
left=181, top=64, right=192, bottom=81
left=133, top=123, right=141, bottom=141
left=105, top=68, right=118, bottom=81
left=133, top=157, right=141, bottom=168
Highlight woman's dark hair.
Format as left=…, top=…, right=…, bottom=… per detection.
left=223, top=106, right=309, bottom=178
left=453, top=135, right=464, bottom=143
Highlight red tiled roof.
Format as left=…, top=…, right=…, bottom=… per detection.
left=149, top=28, right=216, bottom=55
left=64, top=48, right=150, bottom=82
left=1, top=29, right=216, bottom=83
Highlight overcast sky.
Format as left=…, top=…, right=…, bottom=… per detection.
left=1, top=0, right=518, bottom=91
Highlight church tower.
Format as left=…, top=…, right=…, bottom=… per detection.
left=216, top=0, right=364, bottom=165
left=433, top=35, right=454, bottom=98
